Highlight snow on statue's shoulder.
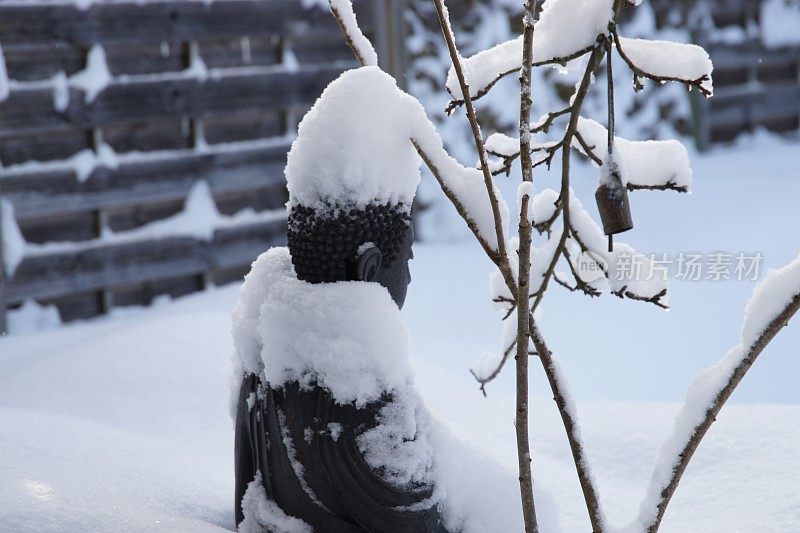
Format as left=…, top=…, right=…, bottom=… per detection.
left=285, top=66, right=425, bottom=212
left=231, top=246, right=414, bottom=407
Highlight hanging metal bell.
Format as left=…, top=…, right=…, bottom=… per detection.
left=594, top=163, right=633, bottom=238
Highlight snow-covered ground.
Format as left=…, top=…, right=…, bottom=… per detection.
left=1, top=136, right=799, bottom=532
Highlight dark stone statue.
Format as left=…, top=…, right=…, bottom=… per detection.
left=234, top=204, right=446, bottom=531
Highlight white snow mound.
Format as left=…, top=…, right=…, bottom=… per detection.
left=285, top=66, right=509, bottom=251
left=285, top=66, right=425, bottom=212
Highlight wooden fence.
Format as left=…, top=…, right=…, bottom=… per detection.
left=0, top=0, right=795, bottom=332
left=0, top=0, right=403, bottom=331
left=678, top=0, right=800, bottom=148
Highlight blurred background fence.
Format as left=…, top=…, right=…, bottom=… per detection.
left=0, top=0, right=797, bottom=332
left=0, top=0, right=405, bottom=330
left=678, top=0, right=800, bottom=147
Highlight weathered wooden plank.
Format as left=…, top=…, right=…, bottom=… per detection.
left=202, top=110, right=284, bottom=144
left=0, top=0, right=390, bottom=323
left=18, top=210, right=98, bottom=244
left=0, top=0, right=375, bottom=47
left=199, top=36, right=281, bottom=69
left=712, top=82, right=800, bottom=111
left=103, top=40, right=185, bottom=76
left=208, top=218, right=288, bottom=270
left=106, top=199, right=185, bottom=233
left=706, top=0, right=756, bottom=28
left=211, top=264, right=251, bottom=286
left=707, top=43, right=800, bottom=71
left=708, top=84, right=800, bottom=131
left=38, top=290, right=104, bottom=321
left=6, top=237, right=204, bottom=304
left=0, top=65, right=347, bottom=137
left=0, top=126, right=90, bottom=166
left=215, top=184, right=289, bottom=216
left=3, top=142, right=291, bottom=220
left=5, top=217, right=287, bottom=304
left=1, top=43, right=85, bottom=81
left=104, top=117, right=190, bottom=153
left=111, top=273, right=203, bottom=309
left=757, top=60, right=799, bottom=84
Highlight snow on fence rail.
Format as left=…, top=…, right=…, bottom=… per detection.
left=0, top=0, right=400, bottom=332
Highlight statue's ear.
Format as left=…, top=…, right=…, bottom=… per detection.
left=356, top=244, right=382, bottom=282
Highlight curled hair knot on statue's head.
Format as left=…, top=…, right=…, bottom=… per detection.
left=287, top=202, right=412, bottom=285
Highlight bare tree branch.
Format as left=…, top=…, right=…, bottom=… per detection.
left=445, top=46, right=595, bottom=114
left=530, top=320, right=606, bottom=532
left=569, top=225, right=670, bottom=310
left=488, top=140, right=563, bottom=177
left=533, top=197, right=562, bottom=237
left=532, top=105, right=574, bottom=133
left=528, top=37, right=608, bottom=315
left=628, top=182, right=688, bottom=193
left=432, top=0, right=516, bottom=292
left=643, top=292, right=800, bottom=532
left=611, top=286, right=669, bottom=309
left=329, top=1, right=370, bottom=67
left=470, top=338, right=518, bottom=397
left=562, top=247, right=603, bottom=298
left=573, top=130, right=603, bottom=165
left=553, top=272, right=580, bottom=292
left=514, top=1, right=540, bottom=529
left=412, top=139, right=502, bottom=265
left=326, top=0, right=382, bottom=67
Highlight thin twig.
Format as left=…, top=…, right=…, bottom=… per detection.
left=611, top=287, right=669, bottom=309
left=530, top=320, right=606, bottom=532
left=574, top=131, right=603, bottom=165
left=432, top=0, right=515, bottom=292
left=445, top=45, right=595, bottom=113
left=514, top=1, right=540, bottom=530
left=532, top=105, right=574, bottom=133
left=562, top=247, right=602, bottom=298
left=329, top=2, right=369, bottom=67
left=470, top=338, right=518, bottom=397
left=488, top=140, right=563, bottom=177
left=553, top=272, right=579, bottom=291
left=627, top=182, right=688, bottom=193
left=412, top=140, right=501, bottom=265
left=532, top=197, right=562, bottom=237
left=643, top=292, right=800, bottom=532
left=568, top=225, right=670, bottom=310
left=529, top=37, right=607, bottom=315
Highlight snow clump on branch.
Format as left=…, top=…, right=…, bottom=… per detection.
left=445, top=0, right=615, bottom=100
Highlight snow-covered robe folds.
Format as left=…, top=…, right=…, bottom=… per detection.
left=231, top=247, right=445, bottom=532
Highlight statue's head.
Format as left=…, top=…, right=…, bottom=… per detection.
left=287, top=203, right=414, bottom=308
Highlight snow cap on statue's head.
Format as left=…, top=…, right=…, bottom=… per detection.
left=284, top=66, right=425, bottom=214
